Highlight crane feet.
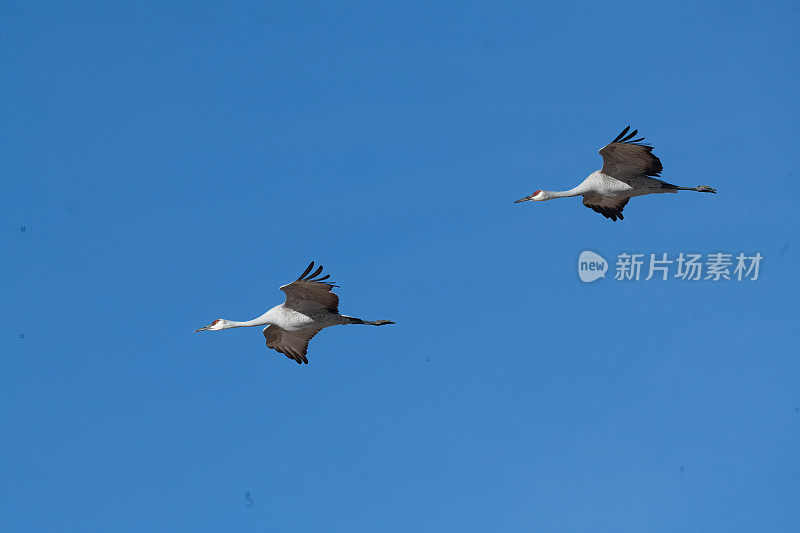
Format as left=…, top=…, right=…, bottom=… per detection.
left=696, top=185, right=717, bottom=193
left=345, top=317, right=395, bottom=326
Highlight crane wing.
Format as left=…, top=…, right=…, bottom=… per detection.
left=263, top=325, right=323, bottom=364
left=583, top=194, right=629, bottom=221
left=279, top=261, right=340, bottom=314
left=599, top=126, right=663, bottom=182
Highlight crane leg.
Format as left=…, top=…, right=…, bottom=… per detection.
left=343, top=316, right=395, bottom=326
left=674, top=185, right=717, bottom=193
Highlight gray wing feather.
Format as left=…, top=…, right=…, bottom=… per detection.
left=582, top=194, right=630, bottom=221
left=599, top=127, right=663, bottom=181
left=263, top=325, right=323, bottom=365
left=279, top=261, right=340, bottom=313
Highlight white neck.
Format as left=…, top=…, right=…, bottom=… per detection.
left=542, top=182, right=591, bottom=199
left=223, top=311, right=273, bottom=329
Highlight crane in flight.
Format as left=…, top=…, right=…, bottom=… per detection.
left=514, top=126, right=717, bottom=221
left=194, top=261, right=394, bottom=364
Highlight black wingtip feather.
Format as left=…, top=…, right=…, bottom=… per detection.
left=612, top=126, right=630, bottom=143
left=305, top=265, right=324, bottom=280
left=297, top=261, right=315, bottom=281
left=621, top=129, right=638, bottom=142
left=609, top=127, right=650, bottom=147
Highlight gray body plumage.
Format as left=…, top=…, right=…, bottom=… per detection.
left=515, top=126, right=717, bottom=221
left=195, top=261, right=394, bottom=365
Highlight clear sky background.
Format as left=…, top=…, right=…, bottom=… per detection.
left=2, top=1, right=799, bottom=531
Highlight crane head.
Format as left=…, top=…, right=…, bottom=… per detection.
left=514, top=190, right=543, bottom=203
left=194, top=319, right=227, bottom=332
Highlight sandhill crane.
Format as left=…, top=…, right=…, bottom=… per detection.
left=194, top=262, right=394, bottom=364
left=514, top=126, right=717, bottom=221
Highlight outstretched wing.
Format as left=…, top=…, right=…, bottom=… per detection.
left=599, top=126, right=663, bottom=182
left=582, top=194, right=629, bottom=221
left=263, top=325, right=323, bottom=364
left=279, top=261, right=339, bottom=314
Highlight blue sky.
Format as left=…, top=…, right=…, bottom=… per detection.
left=2, top=1, right=799, bottom=531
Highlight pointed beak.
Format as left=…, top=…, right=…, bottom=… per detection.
left=514, top=195, right=532, bottom=203
left=194, top=326, right=210, bottom=333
